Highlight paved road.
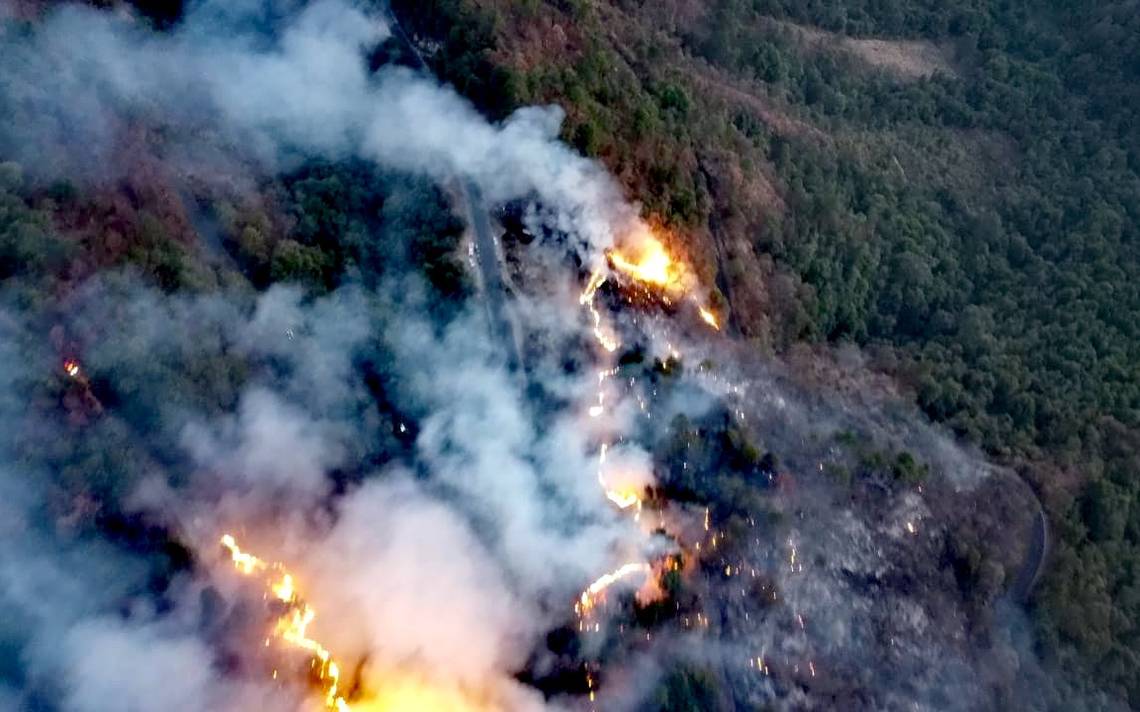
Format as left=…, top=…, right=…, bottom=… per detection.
left=991, top=466, right=1049, bottom=604
left=1010, top=490, right=1049, bottom=603
left=460, top=180, right=524, bottom=374
left=382, top=10, right=525, bottom=375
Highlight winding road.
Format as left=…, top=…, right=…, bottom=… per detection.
left=1008, top=473, right=1049, bottom=603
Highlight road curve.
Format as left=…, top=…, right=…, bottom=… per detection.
left=1011, top=493, right=1049, bottom=604
left=1002, top=468, right=1049, bottom=604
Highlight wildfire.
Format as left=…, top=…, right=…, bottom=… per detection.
left=569, top=223, right=719, bottom=696
left=579, top=269, right=619, bottom=353
left=220, top=534, right=350, bottom=711
left=63, top=359, right=81, bottom=378
left=605, top=225, right=691, bottom=294
left=697, top=305, right=720, bottom=330
left=351, top=678, right=487, bottom=712
left=603, top=489, right=641, bottom=511
left=595, top=443, right=644, bottom=514
left=607, top=244, right=676, bottom=288
left=575, top=562, right=651, bottom=615
left=603, top=227, right=721, bottom=333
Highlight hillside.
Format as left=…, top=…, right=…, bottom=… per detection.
left=393, top=0, right=1140, bottom=704
left=0, top=0, right=1136, bottom=709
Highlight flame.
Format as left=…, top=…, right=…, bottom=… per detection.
left=697, top=305, right=719, bottom=330
left=63, top=359, right=81, bottom=378
left=351, top=679, right=487, bottom=712
left=571, top=225, right=718, bottom=681
left=603, top=489, right=641, bottom=510
left=574, top=245, right=658, bottom=630
left=575, top=562, right=651, bottom=615
left=221, top=533, right=266, bottom=574
left=581, top=267, right=607, bottom=300
left=579, top=269, right=619, bottom=353
left=632, top=555, right=681, bottom=608
left=604, top=227, right=720, bottom=332
left=220, top=535, right=350, bottom=711
left=605, top=228, right=686, bottom=291
left=608, top=246, right=675, bottom=287
left=595, top=444, right=644, bottom=513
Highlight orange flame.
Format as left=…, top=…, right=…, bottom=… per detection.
left=697, top=305, right=719, bottom=330
left=605, top=227, right=719, bottom=332
left=350, top=678, right=488, bottom=712
left=579, top=269, right=619, bottom=353
left=220, top=535, right=350, bottom=711
left=606, top=227, right=688, bottom=292
left=63, top=359, right=81, bottom=379
left=575, top=562, right=651, bottom=615
left=607, top=246, right=676, bottom=287
left=571, top=228, right=716, bottom=657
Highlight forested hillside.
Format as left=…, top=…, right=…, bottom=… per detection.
left=0, top=0, right=1137, bottom=706
left=392, top=0, right=1140, bottom=703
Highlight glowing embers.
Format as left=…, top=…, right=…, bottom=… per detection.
left=63, top=358, right=81, bottom=378
left=219, top=535, right=350, bottom=711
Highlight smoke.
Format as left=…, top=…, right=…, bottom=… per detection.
left=0, top=260, right=643, bottom=710
left=0, top=0, right=636, bottom=260
left=58, top=621, right=239, bottom=712
left=298, top=474, right=546, bottom=708
left=606, top=319, right=1118, bottom=711
left=598, top=445, right=655, bottom=501
left=182, top=388, right=347, bottom=497
left=0, top=307, right=282, bottom=712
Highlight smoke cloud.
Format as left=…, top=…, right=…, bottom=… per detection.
left=0, top=0, right=636, bottom=259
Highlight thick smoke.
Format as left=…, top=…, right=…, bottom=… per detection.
left=0, top=0, right=636, bottom=259
left=182, top=388, right=349, bottom=496
left=0, top=264, right=643, bottom=709
left=0, top=307, right=283, bottom=711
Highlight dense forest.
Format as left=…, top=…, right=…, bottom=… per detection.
left=392, top=0, right=1140, bottom=704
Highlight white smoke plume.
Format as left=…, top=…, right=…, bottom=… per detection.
left=0, top=260, right=648, bottom=711
left=181, top=388, right=348, bottom=497
left=1, top=0, right=637, bottom=260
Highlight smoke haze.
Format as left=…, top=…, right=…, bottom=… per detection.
left=0, top=0, right=636, bottom=260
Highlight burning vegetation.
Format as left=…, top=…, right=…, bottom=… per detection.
left=602, top=226, right=720, bottom=331
left=219, top=534, right=351, bottom=711
left=606, top=232, right=687, bottom=294
left=219, top=533, right=496, bottom=712
left=570, top=219, right=725, bottom=649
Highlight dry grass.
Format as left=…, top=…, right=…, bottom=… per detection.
left=775, top=20, right=958, bottom=80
